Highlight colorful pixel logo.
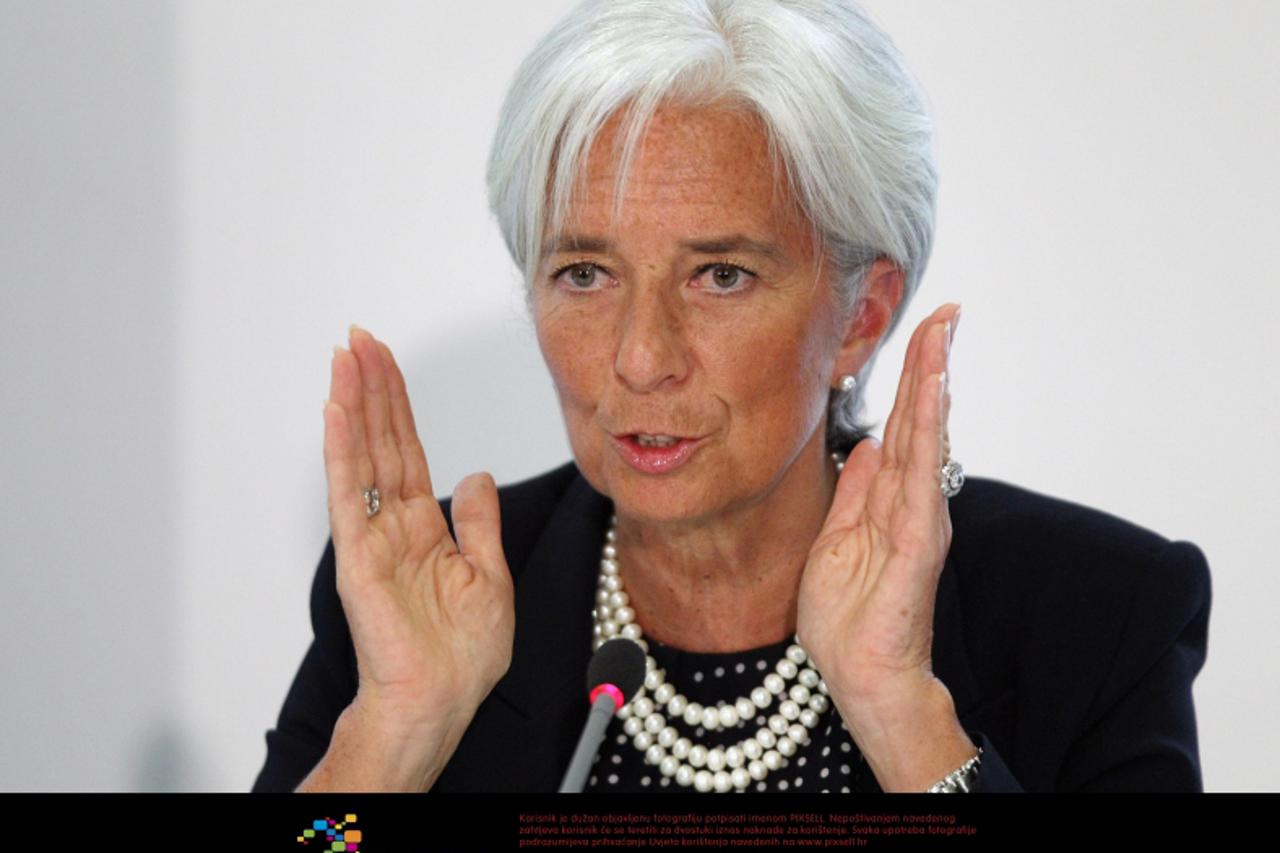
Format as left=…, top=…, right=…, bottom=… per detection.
left=296, top=814, right=361, bottom=851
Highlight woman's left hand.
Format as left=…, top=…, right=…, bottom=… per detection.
left=796, top=302, right=976, bottom=791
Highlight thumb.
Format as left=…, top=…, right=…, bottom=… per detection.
left=821, top=437, right=882, bottom=538
left=450, top=472, right=507, bottom=577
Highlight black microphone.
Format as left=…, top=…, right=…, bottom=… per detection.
left=558, top=638, right=647, bottom=792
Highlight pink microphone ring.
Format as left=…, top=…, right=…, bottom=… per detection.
left=589, top=683, right=625, bottom=712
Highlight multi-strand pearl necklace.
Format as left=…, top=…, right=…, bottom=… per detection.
left=589, top=453, right=846, bottom=793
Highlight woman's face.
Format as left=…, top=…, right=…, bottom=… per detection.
left=533, top=104, right=867, bottom=526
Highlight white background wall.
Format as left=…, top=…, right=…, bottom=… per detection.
left=2, top=0, right=1275, bottom=792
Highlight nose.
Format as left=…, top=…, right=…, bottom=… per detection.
left=613, top=285, right=690, bottom=393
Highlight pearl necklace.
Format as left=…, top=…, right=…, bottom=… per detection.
left=589, top=453, right=845, bottom=793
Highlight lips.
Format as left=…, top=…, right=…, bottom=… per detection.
left=609, top=432, right=705, bottom=474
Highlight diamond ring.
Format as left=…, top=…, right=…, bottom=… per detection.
left=940, top=459, right=964, bottom=498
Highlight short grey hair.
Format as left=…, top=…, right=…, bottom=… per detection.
left=486, top=0, right=937, bottom=451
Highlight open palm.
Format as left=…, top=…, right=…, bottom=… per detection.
left=323, top=327, right=515, bottom=729
left=797, top=304, right=959, bottom=707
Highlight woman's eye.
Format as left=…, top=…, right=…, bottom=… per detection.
left=558, top=262, right=606, bottom=289
left=568, top=264, right=597, bottom=288
left=554, top=263, right=606, bottom=290
left=696, top=263, right=755, bottom=293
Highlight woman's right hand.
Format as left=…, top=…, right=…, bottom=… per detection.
left=312, top=325, right=515, bottom=790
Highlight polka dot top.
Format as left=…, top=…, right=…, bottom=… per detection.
left=584, top=635, right=880, bottom=793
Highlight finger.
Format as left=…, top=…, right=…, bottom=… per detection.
left=349, top=325, right=404, bottom=500
left=450, top=472, right=508, bottom=579
left=893, top=305, right=956, bottom=469
left=329, top=346, right=375, bottom=494
left=903, top=367, right=947, bottom=527
left=940, top=361, right=952, bottom=464
left=880, top=315, right=928, bottom=470
left=374, top=339, right=435, bottom=503
left=941, top=305, right=959, bottom=462
left=323, top=398, right=369, bottom=561
left=884, top=305, right=949, bottom=469
left=819, top=436, right=883, bottom=539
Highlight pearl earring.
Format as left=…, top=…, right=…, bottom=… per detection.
left=838, top=374, right=857, bottom=393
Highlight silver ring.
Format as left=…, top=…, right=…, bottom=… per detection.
left=940, top=459, right=964, bottom=498
left=363, top=486, right=380, bottom=518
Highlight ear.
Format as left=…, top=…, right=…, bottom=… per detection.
left=830, top=258, right=904, bottom=384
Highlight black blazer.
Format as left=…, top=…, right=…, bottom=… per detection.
left=253, top=460, right=1211, bottom=793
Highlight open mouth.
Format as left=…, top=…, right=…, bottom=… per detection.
left=633, top=434, right=681, bottom=448
left=610, top=433, right=705, bottom=474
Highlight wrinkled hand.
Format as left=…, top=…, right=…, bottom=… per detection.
left=323, top=326, right=515, bottom=733
left=797, top=303, right=959, bottom=709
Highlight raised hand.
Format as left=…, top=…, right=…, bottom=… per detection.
left=796, top=303, right=976, bottom=791
left=307, top=326, right=515, bottom=791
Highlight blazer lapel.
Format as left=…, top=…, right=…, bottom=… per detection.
left=932, top=554, right=985, bottom=722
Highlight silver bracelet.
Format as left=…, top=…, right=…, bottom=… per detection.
left=925, top=748, right=983, bottom=793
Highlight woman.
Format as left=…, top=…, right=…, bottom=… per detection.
left=253, top=0, right=1209, bottom=794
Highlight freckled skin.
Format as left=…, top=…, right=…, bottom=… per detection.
left=534, top=105, right=847, bottom=525
left=531, top=104, right=900, bottom=650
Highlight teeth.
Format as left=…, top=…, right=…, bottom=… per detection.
left=636, top=434, right=678, bottom=448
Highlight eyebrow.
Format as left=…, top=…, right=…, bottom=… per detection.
left=541, top=233, right=789, bottom=263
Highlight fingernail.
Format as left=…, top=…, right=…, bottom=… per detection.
left=951, top=305, right=961, bottom=341
left=943, top=322, right=952, bottom=356
left=332, top=345, right=344, bottom=359
left=349, top=323, right=364, bottom=340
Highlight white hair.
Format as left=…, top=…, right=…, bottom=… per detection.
left=486, top=0, right=937, bottom=449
